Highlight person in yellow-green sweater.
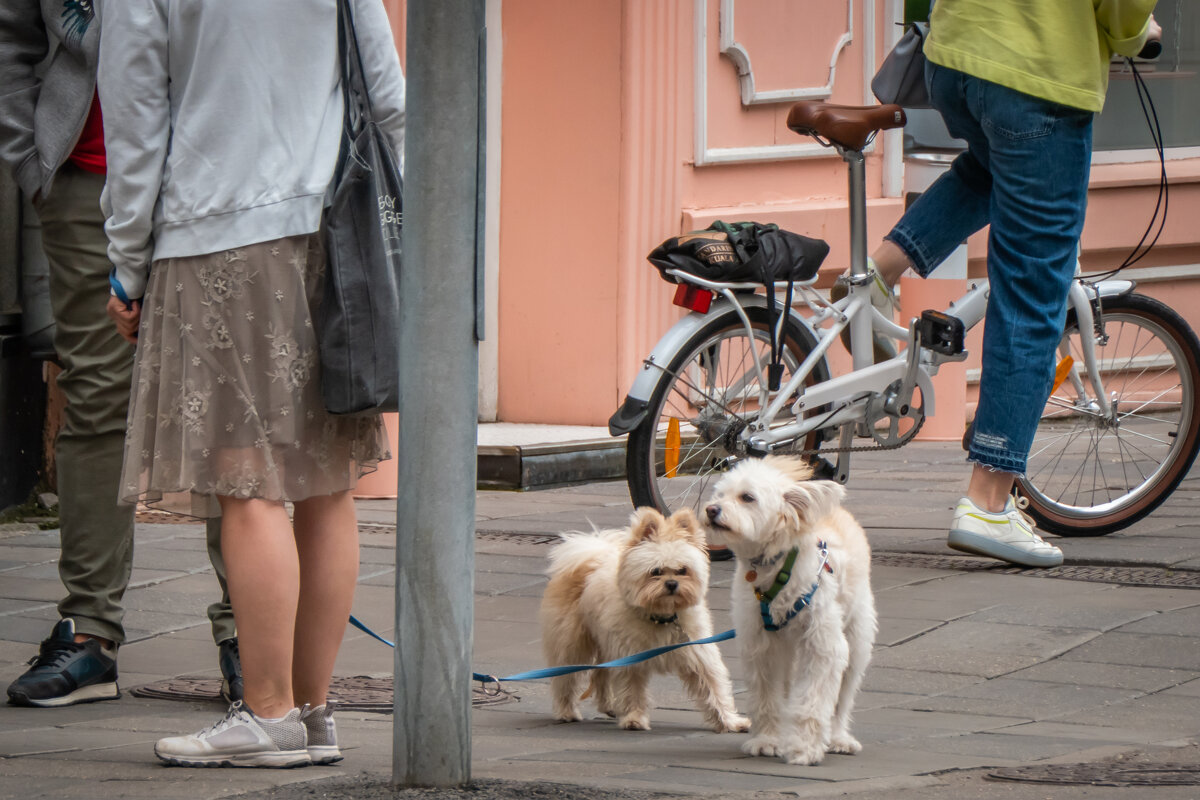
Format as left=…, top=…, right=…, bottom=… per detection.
left=866, top=1, right=1159, bottom=567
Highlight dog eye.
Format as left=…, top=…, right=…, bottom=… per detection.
left=650, top=567, right=663, bottom=577
left=676, top=566, right=688, bottom=576
left=740, top=492, right=756, bottom=503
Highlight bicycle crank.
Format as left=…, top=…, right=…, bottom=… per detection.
left=862, top=379, right=926, bottom=448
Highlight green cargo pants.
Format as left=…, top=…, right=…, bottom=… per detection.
left=36, top=164, right=235, bottom=646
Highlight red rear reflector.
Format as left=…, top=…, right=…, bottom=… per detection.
left=673, top=284, right=713, bottom=313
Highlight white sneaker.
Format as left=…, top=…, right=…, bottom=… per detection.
left=154, top=701, right=310, bottom=768
left=948, top=496, right=1063, bottom=568
left=300, top=702, right=343, bottom=765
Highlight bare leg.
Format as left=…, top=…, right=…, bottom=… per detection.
left=869, top=240, right=914, bottom=289
left=291, top=490, right=360, bottom=708
left=218, top=496, right=298, bottom=718
left=966, top=464, right=1017, bottom=513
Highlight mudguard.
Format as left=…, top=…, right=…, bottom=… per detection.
left=608, top=295, right=823, bottom=435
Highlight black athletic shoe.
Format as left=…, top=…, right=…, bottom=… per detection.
left=218, top=637, right=244, bottom=704
left=6, top=619, right=119, bottom=707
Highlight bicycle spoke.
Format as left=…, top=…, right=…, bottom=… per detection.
left=1117, top=381, right=1182, bottom=421
left=1112, top=424, right=1175, bottom=448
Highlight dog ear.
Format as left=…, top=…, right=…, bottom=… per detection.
left=783, top=479, right=845, bottom=524
left=668, top=507, right=707, bottom=546
left=630, top=507, right=664, bottom=542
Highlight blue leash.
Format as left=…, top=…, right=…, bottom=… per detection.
left=348, top=614, right=735, bottom=687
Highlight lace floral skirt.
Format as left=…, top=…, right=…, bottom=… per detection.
left=120, top=234, right=390, bottom=518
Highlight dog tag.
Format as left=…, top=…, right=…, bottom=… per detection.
left=745, top=570, right=757, bottom=582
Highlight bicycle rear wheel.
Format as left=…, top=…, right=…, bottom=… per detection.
left=626, top=306, right=828, bottom=517
left=1018, top=294, right=1200, bottom=536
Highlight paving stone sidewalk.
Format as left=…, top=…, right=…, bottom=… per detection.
left=1, top=441, right=1198, bottom=799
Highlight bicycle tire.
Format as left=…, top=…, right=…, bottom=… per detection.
left=1017, top=293, right=1200, bottom=536
left=626, top=306, right=829, bottom=517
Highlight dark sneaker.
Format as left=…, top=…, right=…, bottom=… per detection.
left=300, top=703, right=343, bottom=764
left=7, top=618, right=120, bottom=707
left=155, top=700, right=310, bottom=768
left=218, top=637, right=243, bottom=704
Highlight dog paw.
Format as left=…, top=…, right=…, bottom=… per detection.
left=780, top=740, right=826, bottom=766
left=714, top=714, right=752, bottom=733
left=552, top=704, right=582, bottom=723
left=742, top=736, right=781, bottom=758
left=827, top=735, right=862, bottom=755
left=619, top=714, right=651, bottom=731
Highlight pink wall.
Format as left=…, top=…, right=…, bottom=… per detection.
left=489, top=1, right=1200, bottom=428
left=497, top=0, right=902, bottom=425
left=496, top=1, right=623, bottom=424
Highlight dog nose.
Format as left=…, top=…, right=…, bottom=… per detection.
left=665, top=580, right=678, bottom=593
left=706, top=504, right=720, bottom=521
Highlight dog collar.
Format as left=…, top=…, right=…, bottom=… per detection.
left=748, top=550, right=788, bottom=571
left=649, top=613, right=678, bottom=625
left=754, top=541, right=830, bottom=632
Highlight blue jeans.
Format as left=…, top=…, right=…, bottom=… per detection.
left=886, top=65, right=1094, bottom=474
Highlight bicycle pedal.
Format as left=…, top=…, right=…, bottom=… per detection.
left=917, top=310, right=965, bottom=356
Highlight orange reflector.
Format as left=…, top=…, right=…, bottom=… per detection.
left=1051, top=355, right=1075, bottom=394
left=665, top=418, right=681, bottom=478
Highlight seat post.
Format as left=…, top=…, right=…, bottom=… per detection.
left=842, top=148, right=869, bottom=278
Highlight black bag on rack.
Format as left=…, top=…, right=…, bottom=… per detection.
left=647, top=221, right=829, bottom=390
left=318, top=0, right=404, bottom=415
left=647, top=221, right=829, bottom=287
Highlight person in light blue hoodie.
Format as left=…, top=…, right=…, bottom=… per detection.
left=99, top=0, right=405, bottom=768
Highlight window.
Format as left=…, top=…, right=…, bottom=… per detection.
left=1094, top=1, right=1199, bottom=150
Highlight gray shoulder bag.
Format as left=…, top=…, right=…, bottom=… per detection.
left=318, top=0, right=403, bottom=415
left=871, top=22, right=931, bottom=109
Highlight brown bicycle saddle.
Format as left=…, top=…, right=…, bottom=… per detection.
left=786, top=101, right=906, bottom=151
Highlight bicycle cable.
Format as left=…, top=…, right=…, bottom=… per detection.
left=1086, top=55, right=1168, bottom=283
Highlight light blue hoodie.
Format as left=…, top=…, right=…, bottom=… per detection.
left=98, top=0, right=406, bottom=301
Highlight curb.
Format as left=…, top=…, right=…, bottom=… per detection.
left=477, top=436, right=626, bottom=490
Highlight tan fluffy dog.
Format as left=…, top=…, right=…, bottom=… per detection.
left=705, top=456, right=876, bottom=765
left=540, top=507, right=750, bottom=733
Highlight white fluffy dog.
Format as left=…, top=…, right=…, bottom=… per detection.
left=540, top=507, right=750, bottom=733
left=705, top=456, right=876, bottom=765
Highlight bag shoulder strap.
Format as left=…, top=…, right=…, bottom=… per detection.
left=337, top=0, right=378, bottom=133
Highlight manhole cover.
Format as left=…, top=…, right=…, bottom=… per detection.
left=131, top=675, right=517, bottom=711
left=874, top=552, right=1200, bottom=588
left=991, top=762, right=1200, bottom=786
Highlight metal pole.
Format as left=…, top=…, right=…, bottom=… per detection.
left=395, top=0, right=484, bottom=787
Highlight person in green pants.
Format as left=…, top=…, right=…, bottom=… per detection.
left=1, top=0, right=240, bottom=708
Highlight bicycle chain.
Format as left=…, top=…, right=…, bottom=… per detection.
left=789, top=413, right=926, bottom=457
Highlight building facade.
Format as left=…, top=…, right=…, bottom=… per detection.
left=395, top=0, right=1200, bottom=428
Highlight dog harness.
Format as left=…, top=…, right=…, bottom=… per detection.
left=751, top=541, right=831, bottom=632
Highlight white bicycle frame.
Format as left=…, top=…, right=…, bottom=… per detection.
left=659, top=265, right=1133, bottom=458
left=621, top=147, right=1137, bottom=479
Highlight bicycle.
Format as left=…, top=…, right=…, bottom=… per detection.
left=609, top=100, right=1200, bottom=538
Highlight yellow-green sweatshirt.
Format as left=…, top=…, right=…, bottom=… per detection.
left=923, top=0, right=1156, bottom=112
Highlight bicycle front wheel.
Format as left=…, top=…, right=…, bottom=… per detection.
left=626, top=307, right=828, bottom=517
left=1018, top=293, right=1200, bottom=536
